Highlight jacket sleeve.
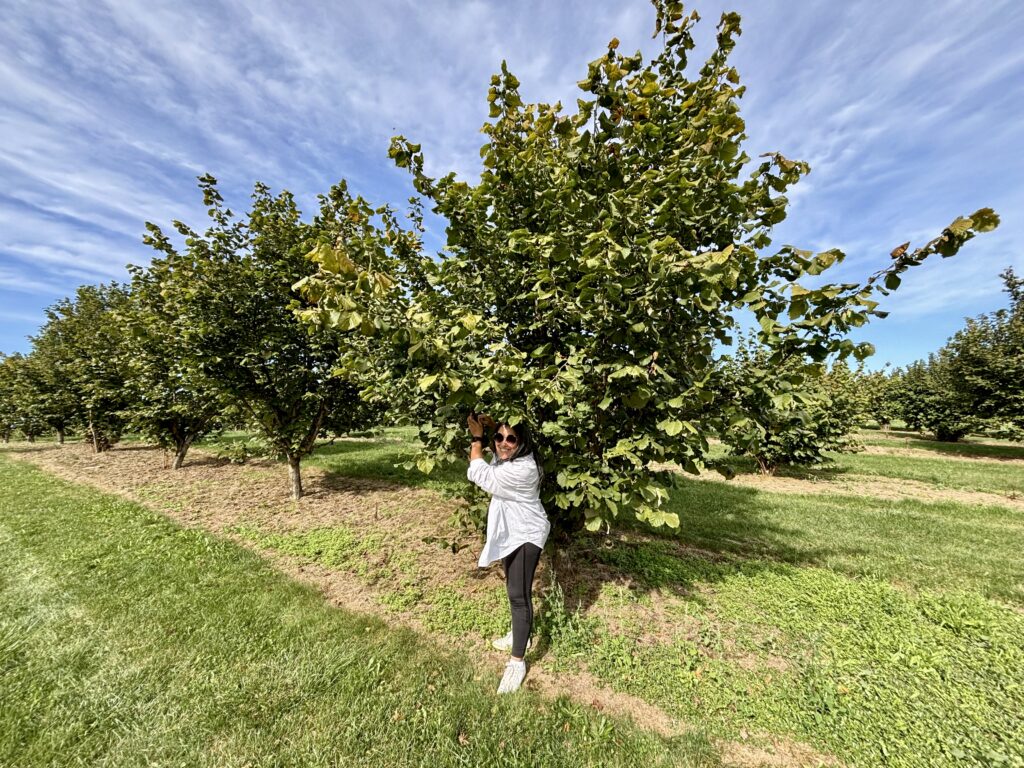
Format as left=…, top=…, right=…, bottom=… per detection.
left=467, top=457, right=531, bottom=497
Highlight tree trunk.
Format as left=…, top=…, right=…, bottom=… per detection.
left=89, top=418, right=100, bottom=453
left=288, top=455, right=303, bottom=500
left=57, top=428, right=65, bottom=444
left=172, top=438, right=192, bottom=470
left=27, top=434, right=35, bottom=443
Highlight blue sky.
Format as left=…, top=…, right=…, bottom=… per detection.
left=1, top=0, right=1021, bottom=369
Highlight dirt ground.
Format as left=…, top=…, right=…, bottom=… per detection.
left=694, top=469, right=1024, bottom=511
left=4, top=441, right=840, bottom=767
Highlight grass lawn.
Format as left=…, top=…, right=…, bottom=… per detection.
left=196, top=429, right=1024, bottom=766
left=0, top=454, right=718, bottom=768
left=658, top=477, right=1024, bottom=606
left=823, top=452, right=1024, bottom=496
left=5, top=427, right=1024, bottom=767
left=704, top=438, right=1024, bottom=498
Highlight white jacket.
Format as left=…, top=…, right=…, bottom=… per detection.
left=468, top=453, right=550, bottom=567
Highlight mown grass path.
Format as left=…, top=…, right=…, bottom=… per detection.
left=0, top=455, right=719, bottom=768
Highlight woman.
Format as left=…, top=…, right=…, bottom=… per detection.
left=466, top=412, right=550, bottom=695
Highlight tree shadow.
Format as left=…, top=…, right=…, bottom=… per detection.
left=181, top=435, right=878, bottom=650
left=702, top=454, right=855, bottom=484
left=310, top=439, right=467, bottom=493
left=302, top=439, right=876, bottom=643
left=534, top=475, right=869, bottom=648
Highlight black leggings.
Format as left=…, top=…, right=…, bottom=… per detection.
left=502, top=542, right=543, bottom=658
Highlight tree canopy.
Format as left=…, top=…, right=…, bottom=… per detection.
left=143, top=175, right=381, bottom=498
left=298, top=3, right=998, bottom=536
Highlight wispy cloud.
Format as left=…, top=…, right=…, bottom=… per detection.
left=0, top=0, right=1021, bottom=362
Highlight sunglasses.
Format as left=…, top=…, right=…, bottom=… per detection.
left=493, top=432, right=519, bottom=445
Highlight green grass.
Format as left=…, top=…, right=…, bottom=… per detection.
left=706, top=433, right=1024, bottom=496
left=221, top=429, right=1024, bottom=605
left=200, top=427, right=470, bottom=495
left=231, top=525, right=514, bottom=641
left=307, top=434, right=468, bottom=495
left=7, top=428, right=1024, bottom=767
left=0, top=454, right=720, bottom=768
left=577, top=551, right=1024, bottom=767
left=823, top=451, right=1024, bottom=496
left=219, top=441, right=1024, bottom=766
left=652, top=478, right=1024, bottom=607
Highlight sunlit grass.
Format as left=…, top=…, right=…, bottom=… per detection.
left=0, top=455, right=719, bottom=768
left=8, top=423, right=1024, bottom=767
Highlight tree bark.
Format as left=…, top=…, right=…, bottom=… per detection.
left=57, top=428, right=65, bottom=444
left=288, top=455, right=303, bottom=500
left=89, top=417, right=100, bottom=453
left=172, top=439, right=191, bottom=470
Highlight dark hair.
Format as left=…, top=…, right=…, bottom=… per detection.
left=493, top=421, right=544, bottom=482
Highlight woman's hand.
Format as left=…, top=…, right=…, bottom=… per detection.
left=467, top=413, right=484, bottom=437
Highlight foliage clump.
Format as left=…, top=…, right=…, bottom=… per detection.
left=717, top=339, right=867, bottom=474
left=142, top=176, right=384, bottom=497
left=880, top=268, right=1023, bottom=443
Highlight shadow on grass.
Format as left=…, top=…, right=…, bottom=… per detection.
left=309, top=439, right=467, bottom=493
left=709, top=454, right=854, bottom=482
left=306, top=439, right=888, bottom=635
left=538, top=475, right=869, bottom=640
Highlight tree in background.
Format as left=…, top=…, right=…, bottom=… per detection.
left=859, top=368, right=899, bottom=431
left=889, top=355, right=978, bottom=442
left=302, top=2, right=997, bottom=536
left=119, top=263, right=227, bottom=469
left=7, top=354, right=48, bottom=442
left=30, top=285, right=131, bottom=452
left=0, top=354, right=20, bottom=443
left=144, top=176, right=379, bottom=499
left=944, top=268, right=1024, bottom=440
left=11, top=346, right=79, bottom=444
left=716, top=339, right=866, bottom=474
left=887, top=267, right=1023, bottom=443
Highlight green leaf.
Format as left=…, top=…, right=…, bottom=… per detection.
left=657, top=418, right=683, bottom=436
left=968, top=207, right=999, bottom=232
left=947, top=216, right=973, bottom=236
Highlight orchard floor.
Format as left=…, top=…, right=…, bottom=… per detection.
left=2, top=429, right=1023, bottom=768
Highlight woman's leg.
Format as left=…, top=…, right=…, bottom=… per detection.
left=504, top=543, right=542, bottom=659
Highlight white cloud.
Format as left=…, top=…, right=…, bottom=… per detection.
left=0, top=0, right=1022, bottom=362
left=0, top=265, right=70, bottom=296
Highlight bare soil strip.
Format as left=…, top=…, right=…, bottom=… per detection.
left=4, top=442, right=840, bottom=766
left=694, top=469, right=1024, bottom=512
left=859, top=443, right=1024, bottom=465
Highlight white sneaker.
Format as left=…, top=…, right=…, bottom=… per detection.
left=491, top=629, right=532, bottom=652
left=497, top=659, right=527, bottom=694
